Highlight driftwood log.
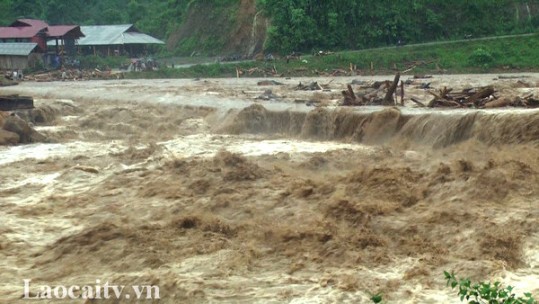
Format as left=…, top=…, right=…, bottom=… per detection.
left=382, top=72, right=400, bottom=105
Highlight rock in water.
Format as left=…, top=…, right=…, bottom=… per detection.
left=2, top=114, right=47, bottom=144
left=0, top=129, right=19, bottom=145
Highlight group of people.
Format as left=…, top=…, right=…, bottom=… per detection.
left=4, top=69, right=24, bottom=81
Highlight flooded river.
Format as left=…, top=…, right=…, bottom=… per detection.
left=0, top=74, right=538, bottom=303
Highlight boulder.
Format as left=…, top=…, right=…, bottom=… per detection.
left=2, top=114, right=47, bottom=143
left=0, top=129, right=20, bottom=145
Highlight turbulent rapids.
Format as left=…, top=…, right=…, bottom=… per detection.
left=221, top=104, right=539, bottom=147
left=0, top=75, right=538, bottom=303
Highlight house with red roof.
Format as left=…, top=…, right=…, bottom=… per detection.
left=0, top=19, right=49, bottom=51
left=0, top=19, right=85, bottom=69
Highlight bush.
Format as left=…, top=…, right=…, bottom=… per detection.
left=468, top=47, right=495, bottom=67
left=369, top=272, right=537, bottom=304
left=78, top=55, right=130, bottom=70
left=444, top=271, right=537, bottom=304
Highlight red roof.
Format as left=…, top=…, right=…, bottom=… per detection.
left=0, top=26, right=45, bottom=39
left=47, top=25, right=85, bottom=38
left=0, top=20, right=84, bottom=40
left=10, top=19, right=49, bottom=29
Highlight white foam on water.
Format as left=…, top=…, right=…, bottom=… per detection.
left=160, top=134, right=371, bottom=158
left=0, top=141, right=124, bottom=166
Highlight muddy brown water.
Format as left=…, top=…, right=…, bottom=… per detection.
left=0, top=75, right=538, bottom=303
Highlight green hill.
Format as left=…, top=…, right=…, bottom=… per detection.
left=2, top=0, right=539, bottom=57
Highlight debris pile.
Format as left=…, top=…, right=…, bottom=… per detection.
left=339, top=73, right=539, bottom=109
left=26, top=69, right=124, bottom=82
left=236, top=66, right=280, bottom=78
left=341, top=73, right=401, bottom=106
left=295, top=82, right=325, bottom=91
left=412, top=85, right=539, bottom=108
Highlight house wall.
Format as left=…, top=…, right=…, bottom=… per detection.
left=31, top=36, right=47, bottom=52
left=79, top=44, right=150, bottom=58
left=0, top=54, right=41, bottom=70
left=0, top=55, right=29, bottom=70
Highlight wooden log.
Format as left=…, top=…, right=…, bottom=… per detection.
left=341, top=84, right=358, bottom=105
left=437, top=99, right=462, bottom=107
left=525, top=97, right=539, bottom=108
left=440, top=86, right=453, bottom=99
left=467, top=86, right=494, bottom=106
left=484, top=98, right=513, bottom=108
left=427, top=97, right=437, bottom=108
left=410, top=97, right=426, bottom=107
left=400, top=81, right=405, bottom=106
left=383, top=72, right=400, bottom=105
left=401, top=65, right=416, bottom=74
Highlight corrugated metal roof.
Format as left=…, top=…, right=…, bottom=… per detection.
left=121, top=32, right=164, bottom=44
left=78, top=25, right=133, bottom=45
left=78, top=25, right=164, bottom=46
left=0, top=43, right=38, bottom=56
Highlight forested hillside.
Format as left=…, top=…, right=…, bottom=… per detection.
left=1, top=0, right=539, bottom=55
left=259, top=0, right=539, bottom=52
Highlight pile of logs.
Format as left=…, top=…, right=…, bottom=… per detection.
left=411, top=86, right=539, bottom=108
left=236, top=66, right=280, bottom=78
left=340, top=72, right=539, bottom=109
left=342, top=73, right=401, bottom=106
left=420, top=86, right=495, bottom=108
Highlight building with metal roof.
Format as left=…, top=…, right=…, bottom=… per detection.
left=77, top=25, right=164, bottom=57
left=0, top=19, right=84, bottom=54
left=0, top=43, right=40, bottom=69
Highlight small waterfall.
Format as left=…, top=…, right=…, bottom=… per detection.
left=217, top=104, right=539, bottom=149
left=247, top=11, right=261, bottom=57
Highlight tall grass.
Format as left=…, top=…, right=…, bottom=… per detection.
left=126, top=34, right=539, bottom=79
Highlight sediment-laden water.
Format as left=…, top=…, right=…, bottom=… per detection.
left=1, top=75, right=538, bottom=303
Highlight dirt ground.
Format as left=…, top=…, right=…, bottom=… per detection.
left=1, top=74, right=538, bottom=303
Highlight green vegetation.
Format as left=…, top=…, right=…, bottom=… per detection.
left=2, top=1, right=539, bottom=57
left=368, top=272, right=537, bottom=304
left=258, top=0, right=539, bottom=53
left=444, top=271, right=537, bottom=304
left=78, top=55, right=129, bottom=70
left=125, top=34, right=539, bottom=79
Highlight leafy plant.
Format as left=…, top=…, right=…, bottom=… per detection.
left=444, top=271, right=537, bottom=304
left=468, top=47, right=495, bottom=67
left=370, top=293, right=383, bottom=303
